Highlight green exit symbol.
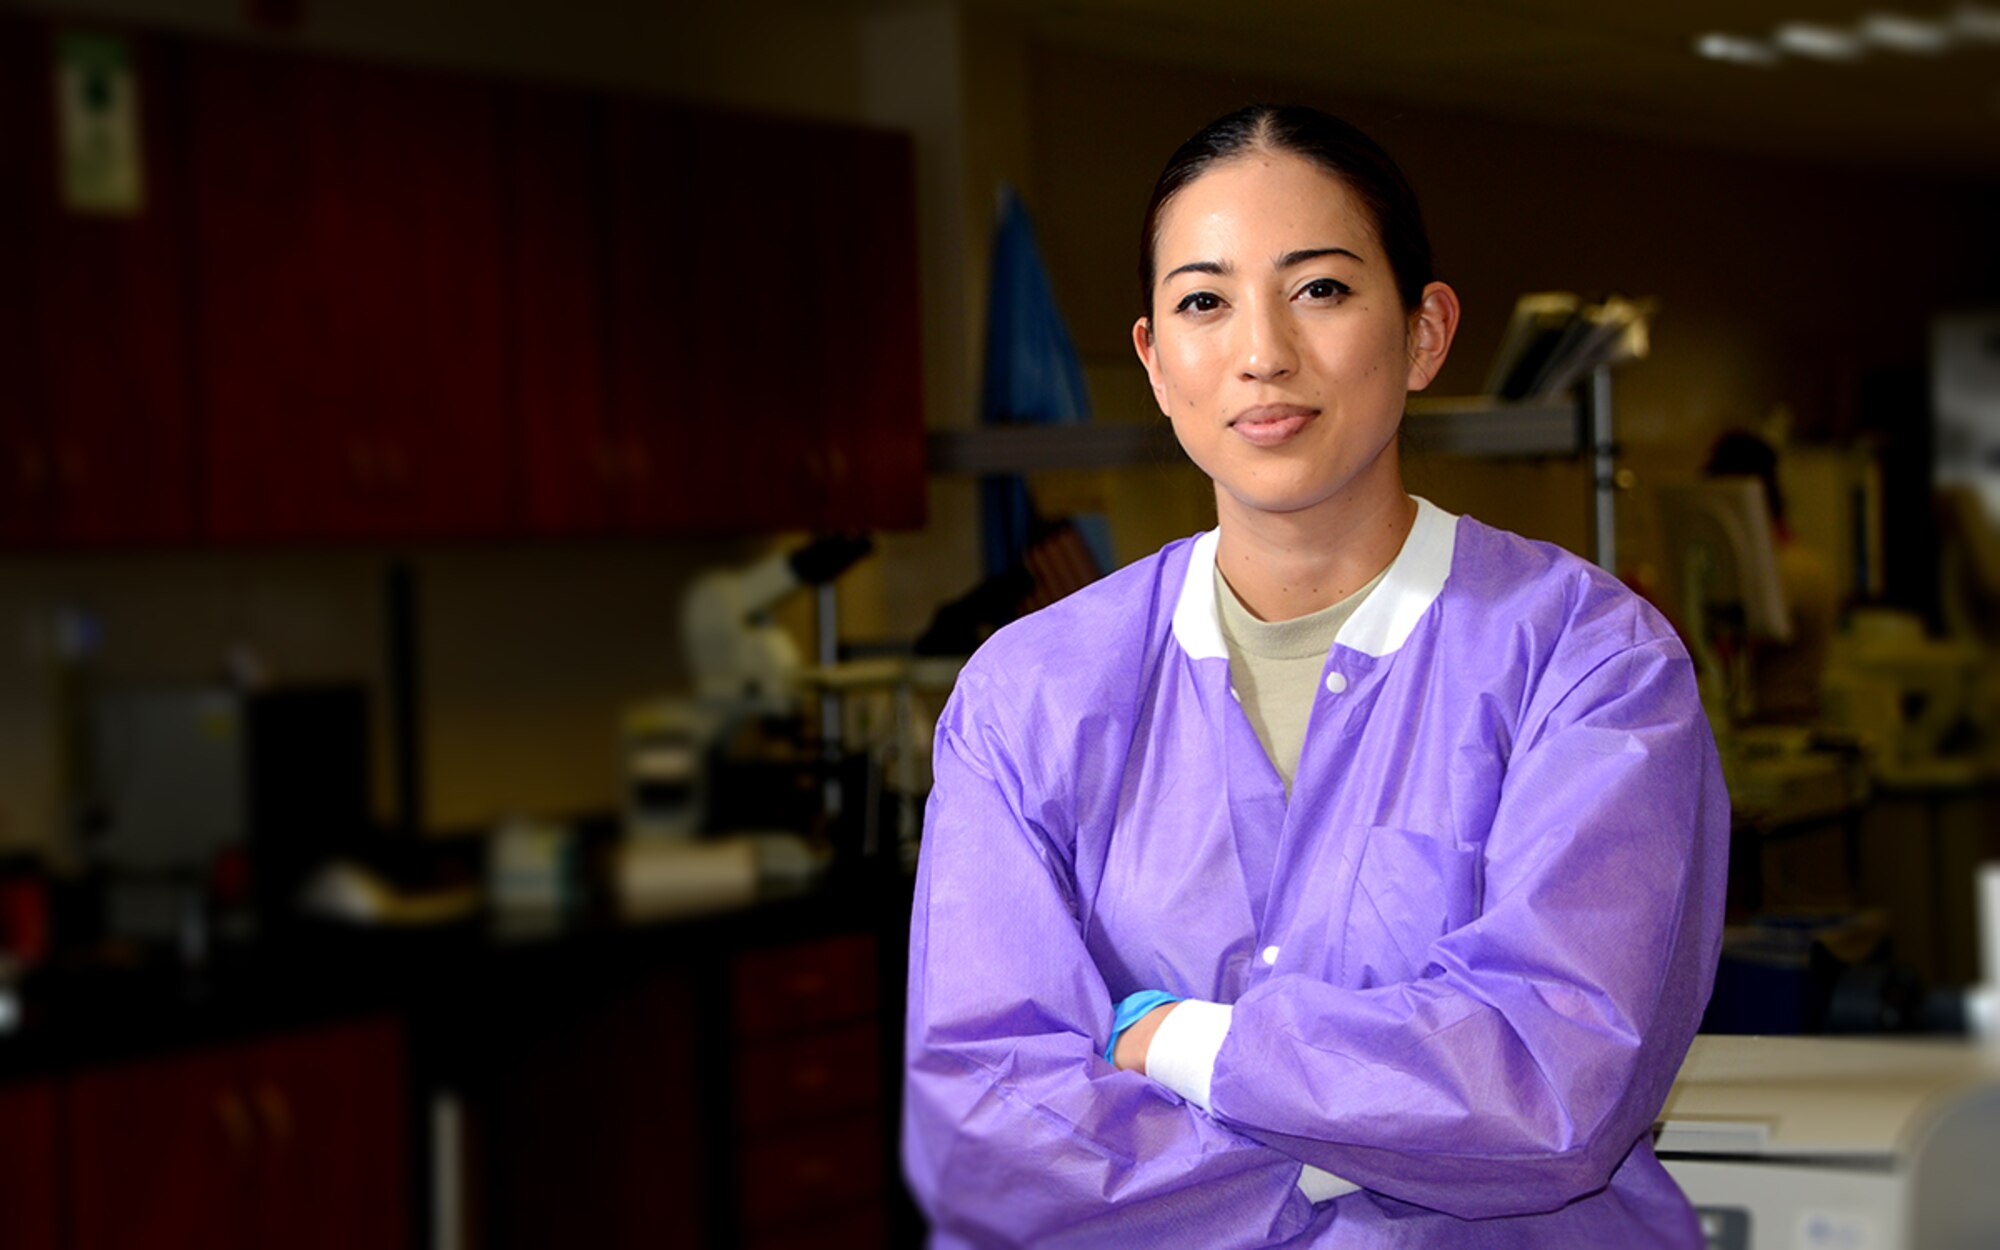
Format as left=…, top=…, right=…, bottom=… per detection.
left=57, top=32, right=146, bottom=216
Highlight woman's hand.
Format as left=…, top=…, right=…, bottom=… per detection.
left=1112, top=1002, right=1180, bottom=1072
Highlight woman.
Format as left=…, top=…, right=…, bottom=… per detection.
left=903, top=104, right=1727, bottom=1248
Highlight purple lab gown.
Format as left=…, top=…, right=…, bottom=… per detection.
left=903, top=500, right=1728, bottom=1247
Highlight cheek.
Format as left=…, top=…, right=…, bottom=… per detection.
left=1156, top=345, right=1216, bottom=412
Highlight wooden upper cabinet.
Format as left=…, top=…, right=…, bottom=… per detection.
left=188, top=45, right=514, bottom=543
left=0, top=19, right=198, bottom=549
left=602, top=106, right=925, bottom=536
left=0, top=18, right=923, bottom=549
left=600, top=96, right=704, bottom=533
left=503, top=85, right=616, bottom=537
left=797, top=122, right=925, bottom=532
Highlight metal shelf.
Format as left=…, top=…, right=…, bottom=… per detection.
left=926, top=398, right=1581, bottom=475
left=926, top=372, right=1617, bottom=569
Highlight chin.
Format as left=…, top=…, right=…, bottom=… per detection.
left=1219, top=481, right=1347, bottom=517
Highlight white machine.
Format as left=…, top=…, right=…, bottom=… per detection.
left=1657, top=1034, right=2000, bottom=1250
left=1660, top=864, right=2000, bottom=1249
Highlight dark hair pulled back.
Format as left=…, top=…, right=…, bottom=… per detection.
left=1138, top=105, right=1435, bottom=318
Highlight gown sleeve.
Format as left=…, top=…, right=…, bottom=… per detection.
left=1189, top=637, right=1730, bottom=1221
left=903, top=672, right=1320, bottom=1248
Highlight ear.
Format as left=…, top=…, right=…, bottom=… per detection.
left=1405, top=281, right=1461, bottom=392
left=1132, top=316, right=1170, bottom=414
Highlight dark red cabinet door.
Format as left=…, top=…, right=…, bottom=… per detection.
left=249, top=1018, right=409, bottom=1250
left=0, top=1080, right=62, bottom=1250
left=0, top=19, right=197, bottom=549
left=600, top=96, right=704, bottom=533
left=189, top=45, right=513, bottom=543
left=600, top=107, right=925, bottom=536
left=504, top=85, right=617, bottom=536
left=67, top=1046, right=251, bottom=1250
left=796, top=122, right=925, bottom=532
left=65, top=1019, right=409, bottom=1250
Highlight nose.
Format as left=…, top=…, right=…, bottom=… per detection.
left=1236, top=296, right=1296, bottom=382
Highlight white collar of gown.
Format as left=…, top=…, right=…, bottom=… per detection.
left=1170, top=496, right=1459, bottom=662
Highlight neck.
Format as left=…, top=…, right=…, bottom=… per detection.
left=1215, top=484, right=1416, bottom=622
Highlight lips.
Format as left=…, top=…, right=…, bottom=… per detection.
left=1229, top=404, right=1319, bottom=448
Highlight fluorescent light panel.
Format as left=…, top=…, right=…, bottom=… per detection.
left=1694, top=32, right=1781, bottom=64
left=1696, top=7, right=2000, bottom=66
left=1773, top=21, right=1868, bottom=60
left=1859, top=12, right=1955, bottom=51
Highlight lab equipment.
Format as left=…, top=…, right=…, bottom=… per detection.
left=1657, top=1034, right=2000, bottom=1250
left=1655, top=479, right=1793, bottom=729
left=625, top=535, right=872, bottom=841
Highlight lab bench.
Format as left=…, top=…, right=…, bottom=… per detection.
left=0, top=864, right=918, bottom=1250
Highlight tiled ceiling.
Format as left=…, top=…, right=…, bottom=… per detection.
left=993, top=0, right=2000, bottom=176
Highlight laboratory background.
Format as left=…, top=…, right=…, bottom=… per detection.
left=0, top=1, right=1997, bottom=1248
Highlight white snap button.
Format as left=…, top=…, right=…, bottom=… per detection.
left=1324, top=671, right=1348, bottom=694
left=1261, top=945, right=1280, bottom=966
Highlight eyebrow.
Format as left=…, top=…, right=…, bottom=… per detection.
left=1161, top=246, right=1364, bottom=284
left=1277, top=246, right=1363, bottom=268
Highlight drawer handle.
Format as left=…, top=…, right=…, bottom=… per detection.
left=255, top=1082, right=294, bottom=1146
left=215, top=1089, right=253, bottom=1152
left=791, top=1063, right=831, bottom=1092
left=784, top=971, right=829, bottom=998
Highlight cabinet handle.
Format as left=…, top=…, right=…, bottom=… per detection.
left=381, top=443, right=410, bottom=490
left=785, top=970, right=829, bottom=1000
left=254, top=1081, right=294, bottom=1147
left=215, top=1089, right=254, bottom=1152
left=591, top=441, right=620, bottom=484
left=347, top=441, right=378, bottom=490
left=16, top=448, right=46, bottom=490
left=624, top=440, right=653, bottom=483
left=55, top=447, right=85, bottom=490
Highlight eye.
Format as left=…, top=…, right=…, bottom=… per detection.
left=1298, top=278, right=1352, bottom=302
left=1173, top=291, right=1223, bottom=315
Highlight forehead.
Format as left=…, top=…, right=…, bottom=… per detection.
left=1155, top=152, right=1381, bottom=264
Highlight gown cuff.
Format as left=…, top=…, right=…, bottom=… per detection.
left=1143, top=998, right=1231, bottom=1111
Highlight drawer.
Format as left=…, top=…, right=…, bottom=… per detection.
left=737, top=1112, right=883, bottom=1235
left=735, top=1019, right=880, bottom=1135
left=744, top=1199, right=885, bottom=1250
left=732, top=933, right=877, bottom=1040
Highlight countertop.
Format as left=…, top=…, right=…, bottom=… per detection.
left=0, top=860, right=914, bottom=1083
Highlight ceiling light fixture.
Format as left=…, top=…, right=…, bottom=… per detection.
left=1952, top=3, right=2000, bottom=40
left=1694, top=32, right=1782, bottom=65
left=1772, top=22, right=1869, bottom=60
left=1859, top=12, right=1956, bottom=51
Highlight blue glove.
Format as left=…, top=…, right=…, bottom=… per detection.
left=1104, top=989, right=1184, bottom=1063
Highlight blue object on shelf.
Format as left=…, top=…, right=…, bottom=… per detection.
left=977, top=186, right=1112, bottom=579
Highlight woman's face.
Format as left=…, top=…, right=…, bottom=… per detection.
left=1133, top=152, right=1457, bottom=525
